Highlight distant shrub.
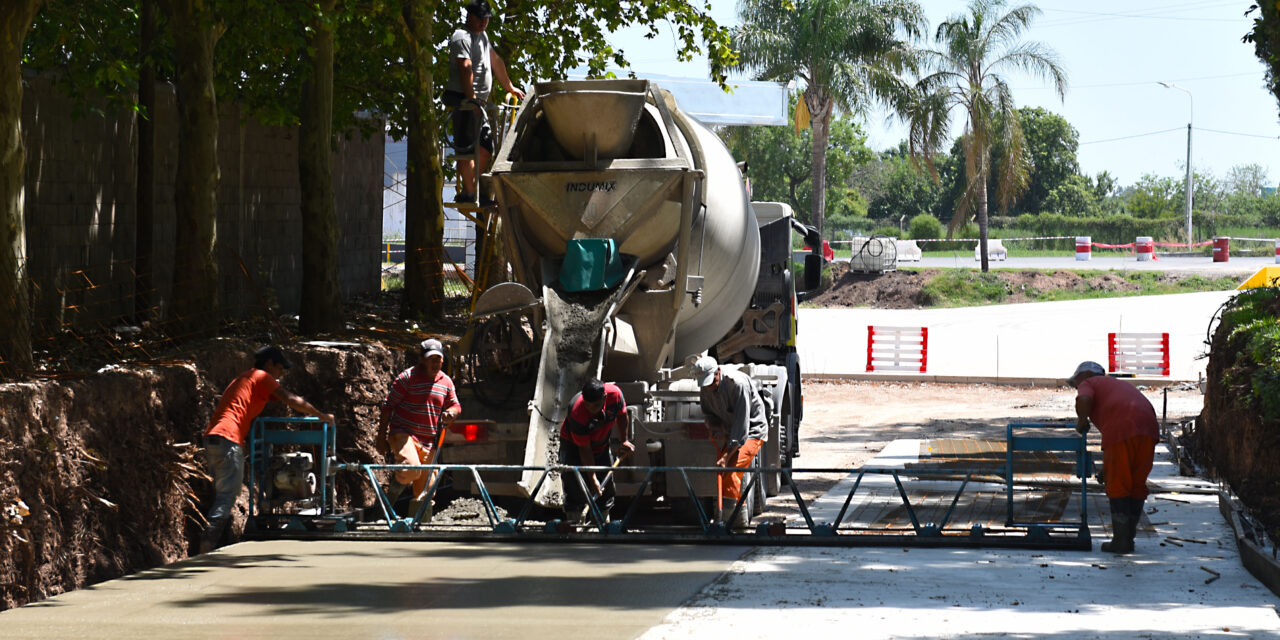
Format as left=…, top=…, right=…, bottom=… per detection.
left=907, top=214, right=942, bottom=240
left=870, top=225, right=900, bottom=238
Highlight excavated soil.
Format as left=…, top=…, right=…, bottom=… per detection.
left=810, top=264, right=1149, bottom=308
left=0, top=339, right=407, bottom=610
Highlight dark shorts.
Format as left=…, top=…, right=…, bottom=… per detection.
left=443, top=90, right=493, bottom=155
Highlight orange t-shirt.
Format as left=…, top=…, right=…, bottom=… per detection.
left=205, top=369, right=281, bottom=446
left=1077, top=375, right=1160, bottom=448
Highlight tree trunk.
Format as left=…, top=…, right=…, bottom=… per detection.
left=161, top=0, right=221, bottom=338
left=977, top=170, right=990, bottom=273
left=135, top=0, right=155, bottom=322
left=298, top=0, right=342, bottom=334
left=0, top=1, right=41, bottom=378
left=399, top=0, right=446, bottom=321
left=806, top=89, right=833, bottom=240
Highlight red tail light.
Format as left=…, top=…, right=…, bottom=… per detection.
left=449, top=422, right=489, bottom=442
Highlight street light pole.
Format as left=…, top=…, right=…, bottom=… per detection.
left=1159, top=82, right=1193, bottom=244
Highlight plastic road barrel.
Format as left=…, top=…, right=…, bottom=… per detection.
left=1075, top=236, right=1091, bottom=261
left=1213, top=236, right=1230, bottom=262
left=1136, top=236, right=1154, bottom=262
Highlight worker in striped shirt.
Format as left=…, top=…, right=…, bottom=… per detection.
left=377, top=338, right=460, bottom=518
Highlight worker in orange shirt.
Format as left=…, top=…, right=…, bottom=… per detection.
left=1068, top=361, right=1160, bottom=554
left=200, top=346, right=335, bottom=554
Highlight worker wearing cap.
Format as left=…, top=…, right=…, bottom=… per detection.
left=559, top=378, right=634, bottom=524
left=443, top=0, right=525, bottom=204
left=695, top=355, right=767, bottom=524
left=200, top=345, right=335, bottom=553
left=1068, top=360, right=1160, bottom=554
left=377, top=339, right=461, bottom=517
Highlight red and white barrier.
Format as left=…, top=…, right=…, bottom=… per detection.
left=866, top=326, right=928, bottom=373
left=1075, top=236, right=1091, bottom=261
left=1275, top=239, right=1279, bottom=264
left=1108, top=332, right=1169, bottom=377
left=1135, top=236, right=1154, bottom=262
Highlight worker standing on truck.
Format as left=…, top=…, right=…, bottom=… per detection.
left=560, top=378, right=634, bottom=524
left=200, top=346, right=335, bottom=554
left=443, top=0, right=525, bottom=204
left=1068, top=360, right=1160, bottom=554
left=695, top=356, right=767, bottom=524
left=377, top=339, right=461, bottom=518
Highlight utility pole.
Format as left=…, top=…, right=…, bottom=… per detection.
left=1159, top=82, right=1193, bottom=244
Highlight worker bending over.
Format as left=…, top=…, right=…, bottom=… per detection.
left=559, top=378, right=634, bottom=524
left=377, top=339, right=461, bottom=519
left=1069, top=361, right=1160, bottom=554
left=695, top=355, right=767, bottom=525
left=200, top=346, right=335, bottom=554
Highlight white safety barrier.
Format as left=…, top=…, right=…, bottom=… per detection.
left=974, top=239, right=1007, bottom=261
left=1108, top=332, right=1169, bottom=377
left=866, top=326, right=928, bottom=372
left=895, top=239, right=922, bottom=262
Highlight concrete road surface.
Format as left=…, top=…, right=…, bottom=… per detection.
left=799, top=290, right=1237, bottom=381
left=0, top=542, right=748, bottom=639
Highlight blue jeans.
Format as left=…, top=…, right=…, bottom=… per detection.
left=202, top=435, right=244, bottom=548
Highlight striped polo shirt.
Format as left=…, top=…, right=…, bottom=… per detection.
left=384, top=366, right=460, bottom=444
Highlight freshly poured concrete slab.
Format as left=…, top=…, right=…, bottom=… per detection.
left=642, top=444, right=1280, bottom=639
left=0, top=541, right=749, bottom=639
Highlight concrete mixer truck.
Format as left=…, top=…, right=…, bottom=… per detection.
left=445, top=79, right=814, bottom=525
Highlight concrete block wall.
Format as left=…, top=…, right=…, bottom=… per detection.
left=20, top=76, right=383, bottom=333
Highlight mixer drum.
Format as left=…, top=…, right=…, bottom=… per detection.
left=491, top=79, right=759, bottom=361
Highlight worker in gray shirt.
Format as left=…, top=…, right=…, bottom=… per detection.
left=694, top=355, right=767, bottom=522
left=442, top=0, right=524, bottom=204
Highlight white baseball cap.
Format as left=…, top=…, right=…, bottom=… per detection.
left=693, top=355, right=718, bottom=387
left=1068, top=361, right=1105, bottom=385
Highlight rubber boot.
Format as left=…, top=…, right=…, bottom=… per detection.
left=384, top=479, right=408, bottom=506
left=407, top=499, right=432, bottom=522
left=198, top=517, right=227, bottom=554
left=1126, top=497, right=1145, bottom=550
left=1101, top=498, right=1135, bottom=554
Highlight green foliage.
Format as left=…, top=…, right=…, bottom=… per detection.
left=920, top=271, right=1008, bottom=306
left=907, top=213, right=942, bottom=240
left=1219, top=288, right=1280, bottom=422
left=991, top=106, right=1080, bottom=215
left=870, top=224, right=900, bottom=238
left=860, top=144, right=951, bottom=223
left=722, top=94, right=875, bottom=228
left=900, top=0, right=1065, bottom=271
left=1043, top=173, right=1100, bottom=216
left=732, top=0, right=926, bottom=237
left=1245, top=1, right=1280, bottom=117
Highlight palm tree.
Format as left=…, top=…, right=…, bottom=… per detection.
left=903, top=0, right=1066, bottom=272
left=732, top=0, right=925, bottom=240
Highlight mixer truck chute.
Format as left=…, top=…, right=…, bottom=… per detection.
left=450, top=79, right=808, bottom=522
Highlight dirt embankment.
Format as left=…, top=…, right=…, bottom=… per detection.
left=0, top=340, right=404, bottom=610
left=1190, top=297, right=1280, bottom=539
left=809, top=264, right=1152, bottom=308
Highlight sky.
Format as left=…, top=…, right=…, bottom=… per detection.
left=602, top=0, right=1280, bottom=189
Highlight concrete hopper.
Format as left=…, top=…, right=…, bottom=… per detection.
left=537, top=79, right=649, bottom=160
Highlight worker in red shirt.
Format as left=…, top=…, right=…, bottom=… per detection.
left=559, top=378, right=634, bottom=524
left=200, top=346, right=335, bottom=553
left=377, top=339, right=461, bottom=519
left=1068, top=361, right=1160, bottom=554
